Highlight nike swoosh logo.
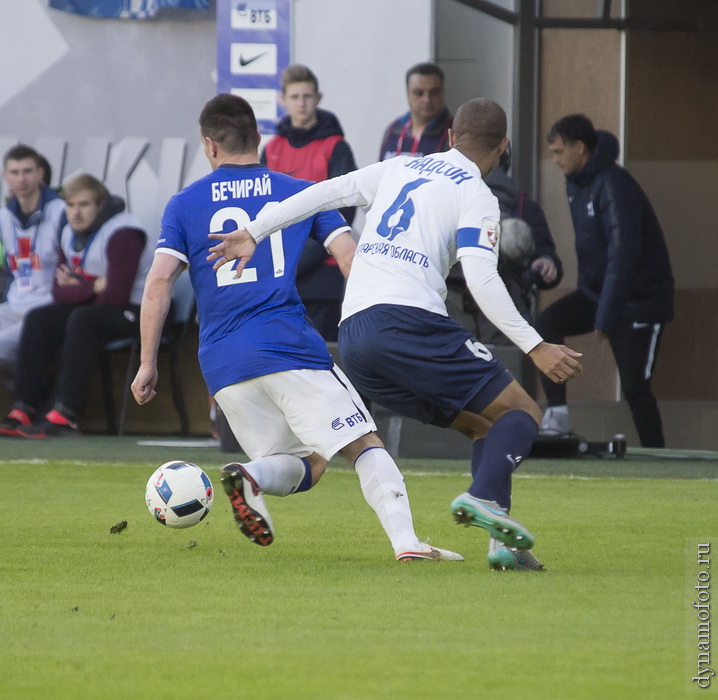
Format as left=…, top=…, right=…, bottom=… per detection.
left=239, top=51, right=268, bottom=67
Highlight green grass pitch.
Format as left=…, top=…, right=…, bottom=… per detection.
left=0, top=441, right=715, bottom=699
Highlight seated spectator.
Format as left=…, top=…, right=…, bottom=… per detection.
left=0, top=145, right=65, bottom=390
left=379, top=61, right=453, bottom=161
left=0, top=174, right=153, bottom=438
left=446, top=145, right=563, bottom=344
left=261, top=64, right=357, bottom=341
left=0, top=241, right=8, bottom=303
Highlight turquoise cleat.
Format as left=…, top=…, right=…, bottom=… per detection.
left=451, top=493, right=535, bottom=550
left=488, top=546, right=545, bottom=572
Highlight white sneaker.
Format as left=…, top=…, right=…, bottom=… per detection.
left=539, top=406, right=572, bottom=437
left=396, top=543, right=465, bottom=562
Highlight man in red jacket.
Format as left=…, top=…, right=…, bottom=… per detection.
left=262, top=64, right=357, bottom=341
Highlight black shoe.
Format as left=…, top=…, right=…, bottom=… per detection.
left=17, top=410, right=81, bottom=439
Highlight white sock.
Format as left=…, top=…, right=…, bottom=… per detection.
left=241, top=454, right=309, bottom=496
left=354, top=447, right=421, bottom=555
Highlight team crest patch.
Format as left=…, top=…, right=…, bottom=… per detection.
left=483, top=219, right=500, bottom=248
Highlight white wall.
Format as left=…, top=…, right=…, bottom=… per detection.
left=0, top=0, right=517, bottom=239
left=0, top=0, right=435, bottom=238
left=0, top=0, right=220, bottom=239
left=292, top=0, right=434, bottom=167
left=436, top=0, right=515, bottom=134
left=0, top=1, right=218, bottom=171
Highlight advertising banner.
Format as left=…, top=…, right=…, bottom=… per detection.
left=216, top=0, right=291, bottom=134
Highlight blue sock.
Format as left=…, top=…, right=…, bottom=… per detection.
left=468, top=410, right=538, bottom=510
left=470, top=438, right=485, bottom=479
left=293, top=458, right=313, bottom=493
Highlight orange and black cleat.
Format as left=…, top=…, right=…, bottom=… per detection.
left=220, top=463, right=275, bottom=546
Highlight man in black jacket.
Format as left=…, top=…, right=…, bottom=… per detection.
left=536, top=114, right=674, bottom=447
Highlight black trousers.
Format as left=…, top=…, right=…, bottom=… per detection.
left=14, top=303, right=140, bottom=417
left=533, top=290, right=666, bottom=448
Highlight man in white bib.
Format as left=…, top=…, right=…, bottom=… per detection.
left=0, top=174, right=152, bottom=438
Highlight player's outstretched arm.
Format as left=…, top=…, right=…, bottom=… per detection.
left=131, top=253, right=185, bottom=405
left=528, top=341, right=583, bottom=384
left=207, top=228, right=257, bottom=275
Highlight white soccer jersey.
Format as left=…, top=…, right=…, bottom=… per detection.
left=246, top=149, right=543, bottom=353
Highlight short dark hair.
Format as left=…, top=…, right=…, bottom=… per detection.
left=453, top=98, right=507, bottom=153
left=547, top=114, right=597, bottom=150
left=3, top=144, right=41, bottom=169
left=199, top=94, right=260, bottom=154
left=37, top=154, right=52, bottom=186
left=405, top=62, right=445, bottom=87
left=281, top=64, right=319, bottom=93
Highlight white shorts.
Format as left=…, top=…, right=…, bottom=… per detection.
left=214, top=365, right=376, bottom=461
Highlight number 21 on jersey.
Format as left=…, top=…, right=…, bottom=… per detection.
left=210, top=204, right=284, bottom=286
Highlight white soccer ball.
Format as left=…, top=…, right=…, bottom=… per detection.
left=499, top=217, right=535, bottom=262
left=145, top=461, right=214, bottom=529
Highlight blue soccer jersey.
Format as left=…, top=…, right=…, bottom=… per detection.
left=157, top=163, right=350, bottom=395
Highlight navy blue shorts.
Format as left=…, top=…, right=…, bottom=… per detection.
left=339, top=304, right=514, bottom=427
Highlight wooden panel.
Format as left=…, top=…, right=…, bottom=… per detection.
left=652, top=289, right=718, bottom=400
left=627, top=160, right=718, bottom=289
left=533, top=285, right=620, bottom=402
left=81, top=328, right=211, bottom=437
left=623, top=0, right=718, bottom=401
left=541, top=0, right=612, bottom=19
left=537, top=25, right=623, bottom=402
left=0, top=328, right=211, bottom=437
left=532, top=289, right=718, bottom=403
left=539, top=28, right=622, bottom=138
left=538, top=159, right=576, bottom=286
left=626, top=15, right=718, bottom=160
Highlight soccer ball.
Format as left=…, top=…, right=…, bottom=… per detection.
left=145, top=461, right=214, bottom=529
